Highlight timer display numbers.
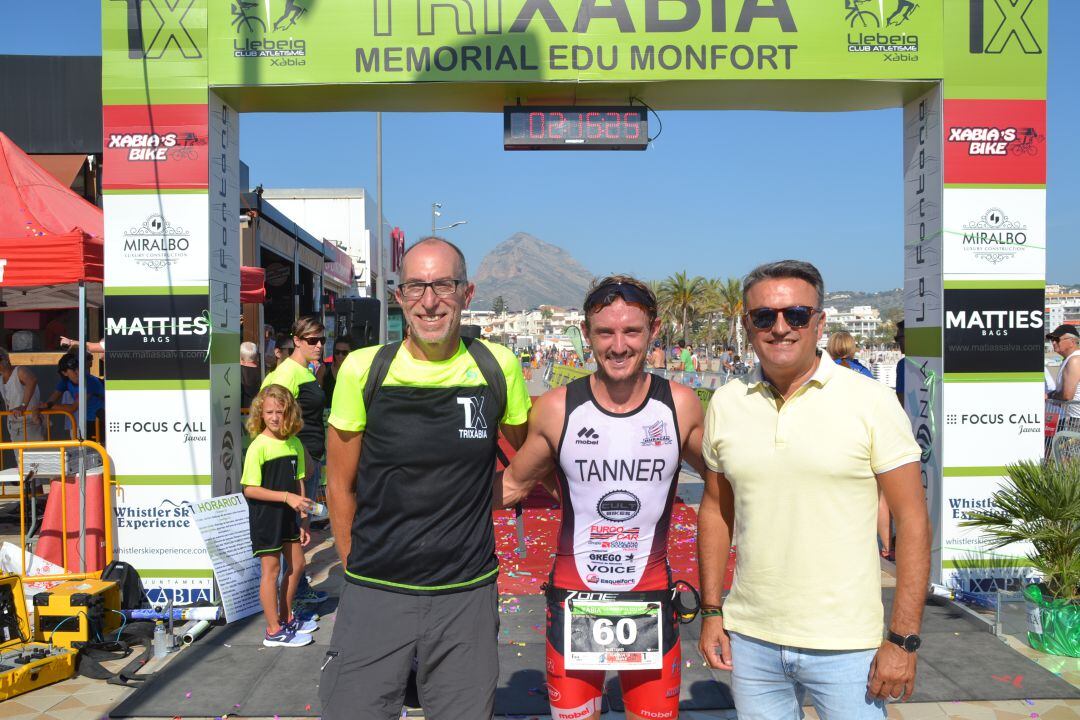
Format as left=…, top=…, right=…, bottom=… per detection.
left=504, top=107, right=648, bottom=151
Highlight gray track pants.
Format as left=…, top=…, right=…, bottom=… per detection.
left=319, top=581, right=500, bottom=720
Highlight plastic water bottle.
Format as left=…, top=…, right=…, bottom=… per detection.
left=308, top=501, right=329, bottom=520
left=153, top=620, right=168, bottom=659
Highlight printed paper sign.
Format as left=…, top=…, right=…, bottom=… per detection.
left=192, top=494, right=260, bottom=623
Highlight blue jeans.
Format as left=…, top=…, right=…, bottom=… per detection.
left=730, top=632, right=886, bottom=720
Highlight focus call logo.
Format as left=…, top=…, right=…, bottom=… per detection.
left=123, top=214, right=192, bottom=271
left=945, top=409, right=1041, bottom=437
left=231, top=0, right=309, bottom=63
left=108, top=417, right=209, bottom=444
left=961, top=208, right=1028, bottom=266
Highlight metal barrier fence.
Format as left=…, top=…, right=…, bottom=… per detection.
left=1045, top=398, right=1080, bottom=463
left=0, top=409, right=80, bottom=499
left=0, top=438, right=113, bottom=583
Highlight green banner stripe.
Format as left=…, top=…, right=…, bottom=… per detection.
left=210, top=333, right=240, bottom=364
left=942, top=373, right=1044, bottom=383
left=116, top=475, right=212, bottom=486
left=943, top=280, right=1045, bottom=290
left=906, top=327, right=941, bottom=358
left=344, top=567, right=499, bottom=592
left=942, top=467, right=1007, bottom=477
left=107, top=379, right=211, bottom=391
left=942, top=559, right=1032, bottom=569
left=105, top=286, right=209, bottom=296
left=944, top=183, right=1046, bottom=190
left=135, top=569, right=214, bottom=578
left=102, top=188, right=208, bottom=195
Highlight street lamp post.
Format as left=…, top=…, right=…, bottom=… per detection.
left=431, top=202, right=441, bottom=235
left=435, top=220, right=468, bottom=232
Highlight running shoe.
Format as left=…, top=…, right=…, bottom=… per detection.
left=284, top=615, right=319, bottom=635
left=292, top=606, right=320, bottom=622
left=263, top=626, right=312, bottom=648
left=295, top=587, right=330, bottom=606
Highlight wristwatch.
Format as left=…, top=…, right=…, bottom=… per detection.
left=887, top=630, right=922, bottom=653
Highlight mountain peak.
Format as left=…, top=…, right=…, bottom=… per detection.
left=472, top=233, right=593, bottom=311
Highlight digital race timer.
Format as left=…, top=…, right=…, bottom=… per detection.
left=503, top=107, right=648, bottom=151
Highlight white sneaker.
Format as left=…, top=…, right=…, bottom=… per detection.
left=263, top=627, right=313, bottom=647
left=285, top=616, right=319, bottom=635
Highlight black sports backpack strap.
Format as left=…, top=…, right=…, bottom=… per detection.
left=362, top=341, right=402, bottom=414
left=463, top=338, right=507, bottom=426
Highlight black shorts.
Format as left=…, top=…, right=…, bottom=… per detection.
left=248, top=500, right=300, bottom=556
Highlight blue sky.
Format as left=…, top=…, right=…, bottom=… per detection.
left=3, top=1, right=1077, bottom=291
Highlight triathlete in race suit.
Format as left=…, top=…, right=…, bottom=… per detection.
left=501, top=276, right=706, bottom=720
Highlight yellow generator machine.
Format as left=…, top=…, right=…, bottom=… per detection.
left=33, top=578, right=122, bottom=650
left=0, top=574, right=77, bottom=701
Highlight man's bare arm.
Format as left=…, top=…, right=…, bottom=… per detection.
left=1057, top=361, right=1080, bottom=401
left=498, top=389, right=563, bottom=508
left=670, top=382, right=706, bottom=476
left=697, top=468, right=736, bottom=670
left=326, top=425, right=362, bottom=566
left=868, top=460, right=930, bottom=701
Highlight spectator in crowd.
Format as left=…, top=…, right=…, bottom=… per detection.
left=0, top=347, right=44, bottom=441
left=319, top=335, right=354, bottom=402
left=241, top=341, right=261, bottom=409
left=273, top=333, right=294, bottom=370
left=648, top=340, right=667, bottom=371
left=1046, top=324, right=1080, bottom=429
left=894, top=321, right=906, bottom=406
left=827, top=331, right=874, bottom=379
left=42, top=351, right=106, bottom=441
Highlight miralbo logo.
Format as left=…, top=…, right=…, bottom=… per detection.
left=961, top=208, right=1029, bottom=266
left=123, top=214, right=192, bottom=271
left=231, top=0, right=308, bottom=64
left=844, top=1, right=920, bottom=60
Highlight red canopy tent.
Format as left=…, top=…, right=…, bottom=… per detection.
left=0, top=131, right=103, bottom=310
left=240, top=266, right=266, bottom=304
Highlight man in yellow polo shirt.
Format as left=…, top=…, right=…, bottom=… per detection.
left=697, top=260, right=929, bottom=719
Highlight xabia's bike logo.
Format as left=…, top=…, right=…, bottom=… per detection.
left=947, top=126, right=1043, bottom=157
left=843, top=1, right=920, bottom=59
left=232, top=1, right=309, bottom=64
left=969, top=0, right=1042, bottom=55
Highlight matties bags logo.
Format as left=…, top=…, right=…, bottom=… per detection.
left=943, top=288, right=1045, bottom=373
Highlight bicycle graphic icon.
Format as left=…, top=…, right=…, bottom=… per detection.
left=1009, top=128, right=1044, bottom=157
left=845, top=0, right=879, bottom=28
left=169, top=133, right=201, bottom=161
left=231, top=1, right=267, bottom=34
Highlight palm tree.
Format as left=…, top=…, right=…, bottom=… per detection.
left=715, top=277, right=744, bottom=353
left=700, top=278, right=726, bottom=356
left=658, top=272, right=706, bottom=345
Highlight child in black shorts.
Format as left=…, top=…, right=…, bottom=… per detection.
left=242, top=384, right=319, bottom=647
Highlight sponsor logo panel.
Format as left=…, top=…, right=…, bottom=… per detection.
left=904, top=356, right=943, bottom=580
left=943, top=288, right=1044, bottom=373
left=596, top=490, right=641, bottom=522
left=104, top=294, right=211, bottom=381
left=114, top=483, right=214, bottom=605
left=104, top=193, right=210, bottom=288
left=211, top=362, right=241, bottom=495
left=107, top=389, right=212, bottom=476
left=902, top=87, right=943, bottom=333
left=842, top=0, right=922, bottom=61
left=103, top=104, right=209, bottom=190
left=942, top=188, right=1045, bottom=278
left=942, top=100, right=1046, bottom=185
left=208, top=94, right=241, bottom=287
left=941, top=474, right=1037, bottom=598
left=942, top=382, right=1044, bottom=468
left=228, top=0, right=310, bottom=65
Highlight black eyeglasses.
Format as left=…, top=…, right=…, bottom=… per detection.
left=298, top=336, right=325, bottom=346
left=398, top=278, right=465, bottom=300
left=584, top=282, right=657, bottom=314
left=745, top=305, right=819, bottom=330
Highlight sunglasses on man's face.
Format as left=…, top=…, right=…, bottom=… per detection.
left=584, top=282, right=657, bottom=315
left=745, top=305, right=819, bottom=330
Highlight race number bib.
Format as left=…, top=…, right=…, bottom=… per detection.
left=564, top=600, right=662, bottom=670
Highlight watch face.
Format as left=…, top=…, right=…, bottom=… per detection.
left=903, top=635, right=922, bottom=652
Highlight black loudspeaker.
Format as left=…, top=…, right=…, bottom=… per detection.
left=337, top=297, right=381, bottom=348
left=460, top=324, right=482, bottom=340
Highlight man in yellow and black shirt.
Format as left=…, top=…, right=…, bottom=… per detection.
left=321, top=238, right=530, bottom=720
